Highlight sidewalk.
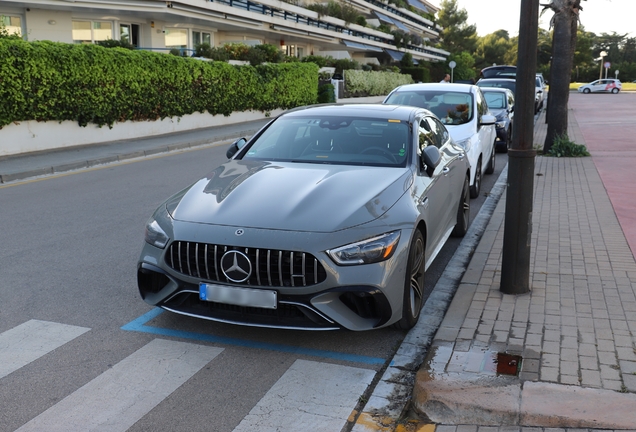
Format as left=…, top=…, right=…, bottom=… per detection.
left=407, top=107, right=636, bottom=428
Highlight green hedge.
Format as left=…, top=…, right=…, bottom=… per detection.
left=343, top=69, right=413, bottom=97
left=0, top=39, right=318, bottom=129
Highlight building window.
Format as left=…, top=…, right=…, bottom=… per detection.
left=1, top=15, right=22, bottom=37
left=192, top=31, right=211, bottom=47
left=165, top=28, right=188, bottom=49
left=120, top=23, right=140, bottom=47
left=73, top=21, right=113, bottom=44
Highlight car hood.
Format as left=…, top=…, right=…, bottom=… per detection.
left=446, top=122, right=476, bottom=143
left=167, top=160, right=412, bottom=232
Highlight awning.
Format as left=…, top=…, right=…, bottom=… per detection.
left=342, top=40, right=383, bottom=52
left=385, top=49, right=404, bottom=61
left=375, top=11, right=396, bottom=25
left=384, top=49, right=419, bottom=65
left=407, top=0, right=429, bottom=13
left=393, top=20, right=411, bottom=33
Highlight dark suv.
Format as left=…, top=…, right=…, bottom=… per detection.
left=480, top=65, right=517, bottom=79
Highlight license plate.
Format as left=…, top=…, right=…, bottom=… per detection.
left=199, top=283, right=277, bottom=309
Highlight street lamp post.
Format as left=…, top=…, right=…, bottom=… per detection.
left=599, top=50, right=608, bottom=80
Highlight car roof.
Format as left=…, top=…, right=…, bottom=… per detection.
left=389, top=83, right=478, bottom=93
left=282, top=103, right=422, bottom=122
left=477, top=78, right=516, bottom=83
left=480, top=87, right=513, bottom=95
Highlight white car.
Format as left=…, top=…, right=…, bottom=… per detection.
left=383, top=83, right=497, bottom=198
left=578, top=79, right=622, bottom=94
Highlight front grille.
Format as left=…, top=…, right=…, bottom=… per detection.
left=165, top=241, right=327, bottom=287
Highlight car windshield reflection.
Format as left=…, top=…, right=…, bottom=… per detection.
left=241, top=116, right=410, bottom=167
left=383, top=91, right=474, bottom=126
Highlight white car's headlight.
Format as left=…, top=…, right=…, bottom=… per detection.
left=145, top=219, right=170, bottom=249
left=455, top=138, right=472, bottom=152
left=327, top=231, right=401, bottom=265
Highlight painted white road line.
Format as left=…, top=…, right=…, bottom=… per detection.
left=233, top=359, right=375, bottom=432
left=16, top=338, right=223, bottom=432
left=0, top=319, right=90, bottom=379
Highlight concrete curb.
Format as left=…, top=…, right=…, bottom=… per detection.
left=351, top=165, right=509, bottom=431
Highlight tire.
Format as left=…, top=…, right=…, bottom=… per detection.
left=502, top=127, right=511, bottom=153
left=394, top=230, right=425, bottom=330
left=485, top=143, right=495, bottom=174
left=583, top=88, right=591, bottom=94
left=612, top=88, right=619, bottom=94
left=470, top=158, right=481, bottom=198
left=451, top=175, right=470, bottom=238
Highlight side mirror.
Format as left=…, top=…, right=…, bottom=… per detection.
left=480, top=114, right=496, bottom=126
left=226, top=138, right=247, bottom=159
left=421, top=146, right=441, bottom=177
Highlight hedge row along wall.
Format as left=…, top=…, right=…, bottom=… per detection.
left=0, top=39, right=318, bottom=129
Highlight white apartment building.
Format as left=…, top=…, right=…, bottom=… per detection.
left=1, top=0, right=449, bottom=65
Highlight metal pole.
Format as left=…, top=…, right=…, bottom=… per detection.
left=500, top=0, right=539, bottom=295
left=599, top=56, right=604, bottom=80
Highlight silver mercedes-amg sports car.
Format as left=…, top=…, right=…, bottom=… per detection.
left=137, top=104, right=470, bottom=331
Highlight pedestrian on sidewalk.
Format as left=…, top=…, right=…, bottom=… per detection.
left=440, top=74, right=451, bottom=83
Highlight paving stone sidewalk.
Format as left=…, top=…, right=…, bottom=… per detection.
left=411, top=108, right=636, bottom=429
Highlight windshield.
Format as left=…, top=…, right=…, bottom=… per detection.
left=241, top=116, right=410, bottom=167
left=483, top=92, right=506, bottom=109
left=384, top=90, right=474, bottom=126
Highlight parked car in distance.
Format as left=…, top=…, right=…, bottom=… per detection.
left=535, top=76, right=545, bottom=113
left=137, top=104, right=471, bottom=331
left=481, top=87, right=515, bottom=153
left=480, top=65, right=517, bottom=79
left=477, top=77, right=543, bottom=114
left=578, top=79, right=622, bottom=94
left=383, top=83, right=497, bottom=198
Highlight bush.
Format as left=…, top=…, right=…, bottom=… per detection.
left=401, top=67, right=430, bottom=83
left=546, top=134, right=590, bottom=157
left=96, top=38, right=134, bottom=50
left=317, top=83, right=336, bottom=103
left=0, top=38, right=318, bottom=129
left=344, top=70, right=413, bottom=97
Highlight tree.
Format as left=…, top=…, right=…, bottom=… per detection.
left=474, top=30, right=515, bottom=71
left=436, top=0, right=478, bottom=55
left=542, top=0, right=585, bottom=154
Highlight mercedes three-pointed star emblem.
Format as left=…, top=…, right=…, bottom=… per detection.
left=220, top=250, right=252, bottom=283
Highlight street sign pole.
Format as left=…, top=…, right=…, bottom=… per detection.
left=449, top=61, right=456, bottom=83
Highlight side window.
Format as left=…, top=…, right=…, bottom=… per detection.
left=424, top=117, right=447, bottom=148
left=475, top=89, right=488, bottom=118
left=418, top=118, right=435, bottom=151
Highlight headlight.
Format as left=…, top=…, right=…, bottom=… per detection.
left=145, top=219, right=170, bottom=249
left=455, top=138, right=472, bottom=152
left=496, top=121, right=506, bottom=128
left=327, top=231, right=401, bottom=265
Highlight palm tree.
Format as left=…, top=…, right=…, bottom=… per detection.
left=542, top=0, right=584, bottom=153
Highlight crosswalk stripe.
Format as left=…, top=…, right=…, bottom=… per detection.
left=16, top=338, right=223, bottom=432
left=0, top=319, right=90, bottom=380
left=233, top=359, right=375, bottom=432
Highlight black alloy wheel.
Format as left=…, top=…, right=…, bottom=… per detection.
left=470, top=158, right=482, bottom=198
left=395, top=230, right=425, bottom=330
left=451, top=175, right=470, bottom=238
left=485, top=143, right=495, bottom=174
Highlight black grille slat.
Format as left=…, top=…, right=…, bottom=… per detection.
left=166, top=241, right=327, bottom=287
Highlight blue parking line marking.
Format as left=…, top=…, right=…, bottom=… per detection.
left=121, top=308, right=388, bottom=366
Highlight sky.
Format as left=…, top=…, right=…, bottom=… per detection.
left=444, top=0, right=634, bottom=38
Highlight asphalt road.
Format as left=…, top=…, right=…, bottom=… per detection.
left=0, top=132, right=507, bottom=431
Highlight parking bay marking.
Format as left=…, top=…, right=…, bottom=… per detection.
left=122, top=308, right=388, bottom=366
left=0, top=320, right=90, bottom=380
left=16, top=338, right=222, bottom=432
left=233, top=359, right=375, bottom=432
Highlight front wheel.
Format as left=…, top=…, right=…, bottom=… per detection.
left=485, top=143, right=495, bottom=174
left=470, top=158, right=481, bottom=198
left=451, top=175, right=470, bottom=238
left=394, top=230, right=425, bottom=330
left=583, top=88, right=591, bottom=94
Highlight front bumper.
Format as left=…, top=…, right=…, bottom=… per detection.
left=137, top=225, right=413, bottom=331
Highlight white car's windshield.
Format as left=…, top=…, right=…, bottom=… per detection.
left=384, top=91, right=474, bottom=126
left=242, top=116, right=410, bottom=167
